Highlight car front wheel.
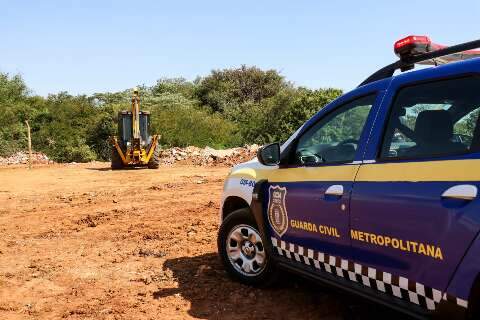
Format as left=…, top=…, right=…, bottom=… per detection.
left=217, top=208, right=277, bottom=286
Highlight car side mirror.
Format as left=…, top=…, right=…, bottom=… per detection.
left=257, top=143, right=280, bottom=166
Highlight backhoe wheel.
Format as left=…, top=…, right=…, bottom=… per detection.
left=218, top=208, right=278, bottom=286
left=111, top=147, right=124, bottom=170
left=148, top=142, right=160, bottom=169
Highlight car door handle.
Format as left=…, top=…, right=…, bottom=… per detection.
left=441, top=185, right=478, bottom=201
left=325, top=185, right=344, bottom=196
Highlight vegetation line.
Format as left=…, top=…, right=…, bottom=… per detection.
left=0, top=66, right=342, bottom=162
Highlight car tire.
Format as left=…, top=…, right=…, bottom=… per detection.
left=218, top=208, right=278, bottom=286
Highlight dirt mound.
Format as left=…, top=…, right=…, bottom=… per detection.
left=159, top=145, right=260, bottom=166
left=0, top=151, right=52, bottom=165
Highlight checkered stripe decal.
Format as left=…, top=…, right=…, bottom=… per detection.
left=442, top=293, right=469, bottom=309
left=271, top=237, right=468, bottom=311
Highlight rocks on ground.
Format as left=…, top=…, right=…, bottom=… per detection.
left=0, top=151, right=52, bottom=165
left=0, top=145, right=260, bottom=167
left=159, top=145, right=260, bottom=166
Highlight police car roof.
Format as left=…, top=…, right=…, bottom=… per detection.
left=394, top=56, right=480, bottom=83
left=360, top=56, right=480, bottom=89
left=359, top=37, right=480, bottom=87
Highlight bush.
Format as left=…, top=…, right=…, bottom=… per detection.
left=224, top=87, right=343, bottom=145
left=63, top=144, right=97, bottom=163
left=86, top=110, right=116, bottom=161
left=150, top=103, right=240, bottom=148
left=267, top=87, right=343, bottom=142
left=0, top=74, right=31, bottom=156
left=195, top=65, right=289, bottom=114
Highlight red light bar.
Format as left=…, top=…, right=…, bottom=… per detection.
left=394, top=35, right=432, bottom=57
left=394, top=35, right=430, bottom=50
left=394, top=35, right=480, bottom=66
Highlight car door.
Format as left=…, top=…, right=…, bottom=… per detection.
left=350, top=74, right=480, bottom=311
left=266, top=91, right=383, bottom=271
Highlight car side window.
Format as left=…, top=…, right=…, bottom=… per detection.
left=380, top=76, right=480, bottom=159
left=294, top=95, right=375, bottom=165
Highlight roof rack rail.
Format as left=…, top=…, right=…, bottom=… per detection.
left=359, top=38, right=480, bottom=87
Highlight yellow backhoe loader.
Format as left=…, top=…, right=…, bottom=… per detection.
left=111, top=88, right=159, bottom=169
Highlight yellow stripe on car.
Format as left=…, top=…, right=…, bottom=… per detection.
left=231, top=159, right=480, bottom=183
left=356, top=159, right=480, bottom=182
left=230, top=165, right=360, bottom=183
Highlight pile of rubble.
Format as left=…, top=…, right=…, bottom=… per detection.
left=0, top=146, right=261, bottom=167
left=159, top=145, right=260, bottom=166
left=0, top=151, right=52, bottom=165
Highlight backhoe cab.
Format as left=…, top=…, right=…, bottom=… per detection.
left=111, top=88, right=160, bottom=169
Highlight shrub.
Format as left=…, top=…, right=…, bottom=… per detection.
left=150, top=103, right=240, bottom=148
left=195, top=65, right=289, bottom=114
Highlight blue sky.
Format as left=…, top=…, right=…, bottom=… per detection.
left=1, top=0, right=478, bottom=96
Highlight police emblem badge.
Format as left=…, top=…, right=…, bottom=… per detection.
left=267, top=185, right=288, bottom=237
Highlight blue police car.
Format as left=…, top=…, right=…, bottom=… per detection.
left=217, top=36, right=480, bottom=319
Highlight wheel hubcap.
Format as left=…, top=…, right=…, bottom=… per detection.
left=241, top=240, right=255, bottom=258
left=226, top=224, right=267, bottom=276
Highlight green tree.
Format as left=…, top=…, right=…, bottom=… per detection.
left=149, top=100, right=239, bottom=148
left=0, top=73, right=34, bottom=156
left=230, top=87, right=342, bottom=145
left=86, top=107, right=116, bottom=161
left=151, top=78, right=195, bottom=98
left=195, top=65, right=289, bottom=114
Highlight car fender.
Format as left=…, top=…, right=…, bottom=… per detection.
left=220, top=159, right=278, bottom=221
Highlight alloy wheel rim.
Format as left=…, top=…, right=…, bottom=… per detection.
left=226, top=224, right=267, bottom=277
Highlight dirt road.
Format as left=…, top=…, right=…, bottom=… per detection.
left=0, top=163, right=406, bottom=320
